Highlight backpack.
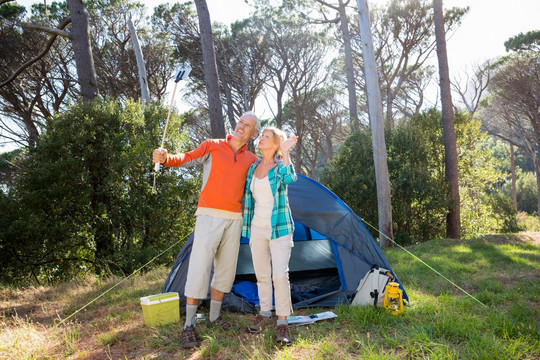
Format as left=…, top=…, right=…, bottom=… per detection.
left=351, top=265, right=395, bottom=307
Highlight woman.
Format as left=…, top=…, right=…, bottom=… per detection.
left=242, top=127, right=298, bottom=346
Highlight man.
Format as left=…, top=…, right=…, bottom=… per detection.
left=152, top=112, right=260, bottom=348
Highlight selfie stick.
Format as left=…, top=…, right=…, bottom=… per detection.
left=152, top=66, right=191, bottom=194
left=154, top=66, right=192, bottom=172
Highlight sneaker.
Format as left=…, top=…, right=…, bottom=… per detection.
left=181, top=325, right=199, bottom=348
left=248, top=314, right=274, bottom=333
left=276, top=324, right=291, bottom=346
left=208, top=316, right=231, bottom=331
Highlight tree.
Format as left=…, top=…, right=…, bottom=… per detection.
left=480, top=52, right=540, bottom=219
left=282, top=86, right=350, bottom=177
left=213, top=19, right=271, bottom=129
left=249, top=14, right=292, bottom=128
left=308, top=0, right=359, bottom=130
left=356, top=0, right=393, bottom=246
left=283, top=27, right=329, bottom=174
left=86, top=0, right=148, bottom=101
left=152, top=2, right=261, bottom=137
left=0, top=1, right=74, bottom=148
left=451, top=62, right=491, bottom=115
left=245, top=6, right=335, bottom=174
left=127, top=18, right=150, bottom=103
left=194, top=0, right=225, bottom=138
left=350, top=0, right=467, bottom=128
left=433, top=0, right=460, bottom=238
left=374, top=0, right=435, bottom=128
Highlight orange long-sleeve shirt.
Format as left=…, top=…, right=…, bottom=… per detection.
left=164, top=135, right=257, bottom=213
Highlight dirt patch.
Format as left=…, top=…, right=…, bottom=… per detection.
left=514, top=232, right=540, bottom=246
left=479, top=232, right=540, bottom=247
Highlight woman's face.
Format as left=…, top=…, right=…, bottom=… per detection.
left=258, top=130, right=280, bottom=153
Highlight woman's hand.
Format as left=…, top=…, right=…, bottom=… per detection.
left=280, top=135, right=298, bottom=154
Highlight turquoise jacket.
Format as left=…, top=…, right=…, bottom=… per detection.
left=242, top=160, right=297, bottom=240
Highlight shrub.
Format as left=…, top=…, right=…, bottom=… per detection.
left=516, top=211, right=540, bottom=231
left=0, top=99, right=198, bottom=284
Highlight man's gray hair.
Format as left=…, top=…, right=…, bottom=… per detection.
left=240, top=111, right=261, bottom=133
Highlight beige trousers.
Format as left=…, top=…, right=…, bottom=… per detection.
left=184, top=215, right=242, bottom=299
left=249, top=225, right=294, bottom=317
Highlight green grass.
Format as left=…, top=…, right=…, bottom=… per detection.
left=0, top=234, right=538, bottom=359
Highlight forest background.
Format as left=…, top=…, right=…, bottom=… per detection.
left=1, top=0, right=540, bottom=286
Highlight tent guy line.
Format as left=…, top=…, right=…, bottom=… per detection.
left=361, top=218, right=488, bottom=309
left=53, top=232, right=191, bottom=328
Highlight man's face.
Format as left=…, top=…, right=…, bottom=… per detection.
left=233, top=115, right=258, bottom=144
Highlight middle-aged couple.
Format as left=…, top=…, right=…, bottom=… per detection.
left=152, top=111, right=298, bottom=348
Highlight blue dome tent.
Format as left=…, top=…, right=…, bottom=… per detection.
left=163, top=174, right=408, bottom=313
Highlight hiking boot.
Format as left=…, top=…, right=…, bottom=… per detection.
left=181, top=325, right=199, bottom=348
left=248, top=314, right=274, bottom=333
left=276, top=324, right=291, bottom=346
left=208, top=316, right=231, bottom=331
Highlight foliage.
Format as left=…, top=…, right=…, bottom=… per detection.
left=323, top=108, right=514, bottom=244
left=0, top=1, right=71, bottom=148
left=517, top=211, right=540, bottom=231
left=504, top=29, right=540, bottom=52
left=488, top=138, right=534, bottom=175
left=483, top=191, right=521, bottom=233
left=486, top=138, right=538, bottom=216
left=322, top=109, right=448, bottom=244
left=0, top=148, right=25, bottom=190
left=86, top=0, right=168, bottom=101
left=355, top=0, right=468, bottom=127
left=281, top=86, right=350, bottom=178
left=0, top=99, right=198, bottom=284
left=0, top=2, right=25, bottom=21
left=455, top=115, right=506, bottom=237
left=509, top=170, right=538, bottom=214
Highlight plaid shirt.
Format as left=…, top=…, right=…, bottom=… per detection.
left=242, top=160, right=297, bottom=240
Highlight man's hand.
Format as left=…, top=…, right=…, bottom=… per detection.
left=153, top=148, right=168, bottom=164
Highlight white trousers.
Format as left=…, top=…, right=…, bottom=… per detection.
left=249, top=225, right=293, bottom=317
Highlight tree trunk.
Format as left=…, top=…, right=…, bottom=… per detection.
left=338, top=0, right=359, bottom=131
left=22, top=112, right=39, bottom=148
left=535, top=160, right=540, bottom=223
left=66, top=0, right=98, bottom=100
left=434, top=0, right=460, bottom=239
left=293, top=95, right=305, bottom=174
left=510, top=143, right=517, bottom=210
left=275, top=81, right=285, bottom=128
left=386, top=85, right=396, bottom=128
left=127, top=19, right=150, bottom=104
left=356, top=0, right=393, bottom=247
left=194, top=0, right=225, bottom=138
left=224, top=82, right=237, bottom=130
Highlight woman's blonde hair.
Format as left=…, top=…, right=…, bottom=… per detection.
left=262, top=127, right=287, bottom=155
